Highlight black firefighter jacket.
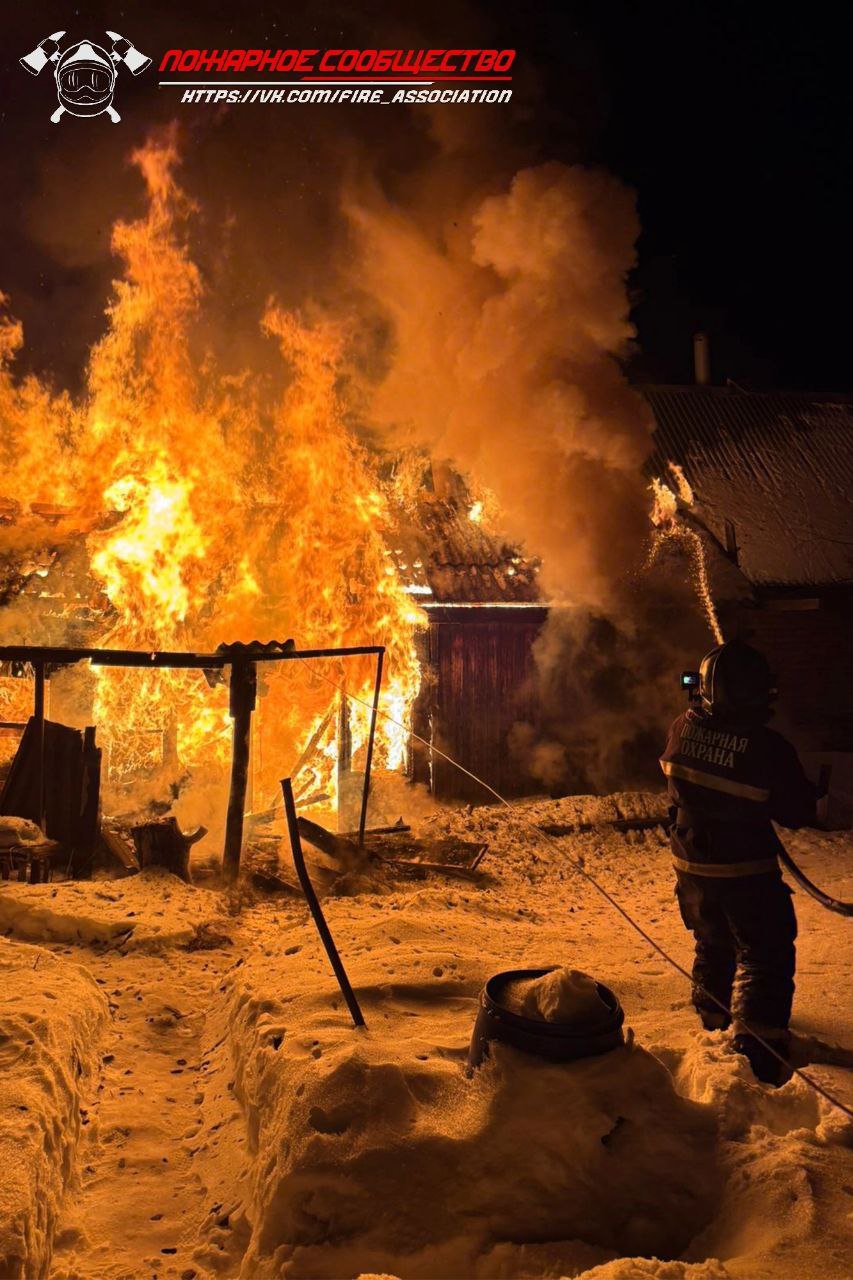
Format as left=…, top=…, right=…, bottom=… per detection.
left=660, top=708, right=817, bottom=874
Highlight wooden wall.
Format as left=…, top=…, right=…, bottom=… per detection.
left=413, top=607, right=549, bottom=803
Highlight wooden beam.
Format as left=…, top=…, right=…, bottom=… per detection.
left=223, top=660, right=257, bottom=882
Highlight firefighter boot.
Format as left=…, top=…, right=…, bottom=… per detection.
left=731, top=1030, right=792, bottom=1086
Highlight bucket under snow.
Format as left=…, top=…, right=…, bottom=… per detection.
left=468, top=966, right=625, bottom=1071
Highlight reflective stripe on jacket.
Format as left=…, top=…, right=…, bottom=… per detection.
left=660, top=709, right=816, bottom=866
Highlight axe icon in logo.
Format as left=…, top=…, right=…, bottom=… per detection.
left=20, top=31, right=151, bottom=123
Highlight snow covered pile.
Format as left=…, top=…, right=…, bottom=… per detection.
left=0, top=869, right=229, bottom=951
left=660, top=1035, right=853, bottom=1276
left=0, top=938, right=107, bottom=1278
left=0, top=817, right=47, bottom=848
left=417, top=789, right=671, bottom=882
left=502, top=967, right=612, bottom=1023
left=515, top=791, right=670, bottom=828
left=578, top=1261, right=730, bottom=1280
left=226, top=903, right=719, bottom=1279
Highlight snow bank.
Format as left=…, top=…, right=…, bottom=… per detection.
left=578, top=1261, right=731, bottom=1279
left=0, top=937, right=108, bottom=1277
left=0, top=869, right=229, bottom=951
left=515, top=791, right=669, bottom=828
left=417, top=789, right=671, bottom=882
left=656, top=1034, right=853, bottom=1279
left=226, top=905, right=720, bottom=1279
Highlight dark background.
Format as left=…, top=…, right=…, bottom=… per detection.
left=0, top=1, right=849, bottom=392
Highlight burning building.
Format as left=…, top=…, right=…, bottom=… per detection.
left=0, top=128, right=662, bottom=841
left=0, top=132, right=424, bottom=852
left=391, top=465, right=547, bottom=802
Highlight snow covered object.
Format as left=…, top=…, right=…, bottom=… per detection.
left=469, top=966, right=624, bottom=1067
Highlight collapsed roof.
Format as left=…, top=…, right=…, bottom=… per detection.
left=389, top=496, right=542, bottom=605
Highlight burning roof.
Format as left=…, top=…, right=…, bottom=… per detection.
left=389, top=495, right=542, bottom=605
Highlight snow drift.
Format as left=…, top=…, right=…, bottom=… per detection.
left=226, top=905, right=720, bottom=1278
left=0, top=938, right=107, bottom=1278
left=0, top=869, right=229, bottom=951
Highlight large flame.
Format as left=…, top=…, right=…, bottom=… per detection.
left=0, top=129, right=422, bottom=818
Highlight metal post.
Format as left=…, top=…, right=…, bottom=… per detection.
left=337, top=689, right=353, bottom=831
left=281, top=777, right=365, bottom=1028
left=223, top=660, right=257, bottom=883
left=33, top=662, right=46, bottom=832
left=358, top=649, right=384, bottom=847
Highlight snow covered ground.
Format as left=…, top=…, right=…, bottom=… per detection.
left=0, top=869, right=230, bottom=951
left=0, top=938, right=107, bottom=1278
left=0, top=793, right=851, bottom=1279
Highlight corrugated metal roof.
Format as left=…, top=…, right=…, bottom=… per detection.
left=642, top=386, right=853, bottom=588
left=390, top=497, right=543, bottom=604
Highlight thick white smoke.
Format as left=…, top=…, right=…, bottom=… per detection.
left=347, top=161, right=653, bottom=608
left=345, top=159, right=709, bottom=792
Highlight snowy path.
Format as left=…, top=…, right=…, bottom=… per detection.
left=47, top=946, right=246, bottom=1280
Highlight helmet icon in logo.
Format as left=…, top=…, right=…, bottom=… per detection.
left=19, top=30, right=151, bottom=124
left=55, top=42, right=117, bottom=121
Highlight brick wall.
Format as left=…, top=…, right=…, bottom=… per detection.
left=737, top=593, right=853, bottom=751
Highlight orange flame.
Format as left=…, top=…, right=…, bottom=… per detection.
left=0, top=129, right=422, bottom=818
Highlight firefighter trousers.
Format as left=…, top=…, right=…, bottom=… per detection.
left=674, top=870, right=797, bottom=1031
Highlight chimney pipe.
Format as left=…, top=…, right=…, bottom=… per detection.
left=693, top=332, right=711, bottom=385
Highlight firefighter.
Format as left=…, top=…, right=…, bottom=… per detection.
left=660, top=639, right=818, bottom=1085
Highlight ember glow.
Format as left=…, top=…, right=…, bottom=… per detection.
left=0, top=130, right=422, bottom=819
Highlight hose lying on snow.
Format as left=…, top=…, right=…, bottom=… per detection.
left=778, top=847, right=853, bottom=917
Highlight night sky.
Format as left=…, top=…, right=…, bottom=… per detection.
left=1, top=1, right=849, bottom=393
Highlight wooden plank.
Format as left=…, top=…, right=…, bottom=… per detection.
left=429, top=616, right=545, bottom=803
left=359, top=834, right=487, bottom=868
left=539, top=817, right=667, bottom=837
left=71, top=726, right=101, bottom=877
left=383, top=858, right=483, bottom=882
left=100, top=823, right=139, bottom=873
left=0, top=718, right=103, bottom=876
left=296, top=816, right=373, bottom=871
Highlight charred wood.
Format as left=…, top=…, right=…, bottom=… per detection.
left=130, top=818, right=207, bottom=883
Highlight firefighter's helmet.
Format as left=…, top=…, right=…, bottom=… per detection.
left=699, top=640, right=776, bottom=718
left=55, top=40, right=116, bottom=118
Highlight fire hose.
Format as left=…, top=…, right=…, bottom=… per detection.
left=778, top=847, right=853, bottom=917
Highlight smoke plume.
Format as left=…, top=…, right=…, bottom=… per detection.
left=343, top=155, right=709, bottom=791
left=347, top=161, right=652, bottom=608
